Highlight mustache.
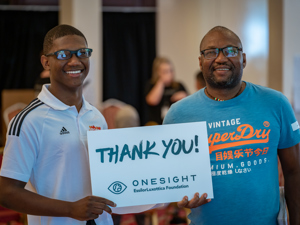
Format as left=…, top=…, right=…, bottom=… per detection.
left=211, top=63, right=233, bottom=70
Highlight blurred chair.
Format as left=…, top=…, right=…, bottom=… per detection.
left=144, top=121, right=159, bottom=126
left=1, top=89, right=35, bottom=145
left=3, top=103, right=27, bottom=127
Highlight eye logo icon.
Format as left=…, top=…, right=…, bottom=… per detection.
left=108, top=181, right=127, bottom=194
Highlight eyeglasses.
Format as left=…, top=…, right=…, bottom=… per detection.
left=200, top=46, right=242, bottom=59
left=45, top=48, right=93, bottom=60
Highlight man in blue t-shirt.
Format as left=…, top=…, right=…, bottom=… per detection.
left=164, top=26, right=300, bottom=225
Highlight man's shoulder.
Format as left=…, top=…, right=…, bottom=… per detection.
left=247, top=82, right=287, bottom=101
left=85, top=101, right=105, bottom=117
left=246, top=82, right=292, bottom=113
left=248, top=82, right=283, bottom=96
left=8, top=99, right=48, bottom=136
left=83, top=101, right=108, bottom=129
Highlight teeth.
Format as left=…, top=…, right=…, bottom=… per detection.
left=216, top=68, right=229, bottom=71
left=66, top=70, right=81, bottom=74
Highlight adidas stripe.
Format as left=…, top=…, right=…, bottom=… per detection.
left=9, top=98, right=44, bottom=137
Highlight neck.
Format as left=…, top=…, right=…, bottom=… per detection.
left=205, top=82, right=245, bottom=101
left=48, top=85, right=83, bottom=112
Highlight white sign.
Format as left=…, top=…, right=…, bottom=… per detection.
left=87, top=122, right=213, bottom=213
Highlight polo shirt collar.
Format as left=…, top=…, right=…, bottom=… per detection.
left=38, top=84, right=93, bottom=111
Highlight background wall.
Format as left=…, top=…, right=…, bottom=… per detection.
left=283, top=0, right=300, bottom=104
left=157, top=0, right=203, bottom=94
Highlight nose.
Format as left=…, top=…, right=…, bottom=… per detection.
left=214, top=50, right=228, bottom=63
left=67, top=53, right=81, bottom=66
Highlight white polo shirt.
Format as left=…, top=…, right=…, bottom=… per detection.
left=0, top=85, right=112, bottom=225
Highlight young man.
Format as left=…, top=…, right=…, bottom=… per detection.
left=165, top=26, right=300, bottom=225
left=0, top=25, right=115, bottom=225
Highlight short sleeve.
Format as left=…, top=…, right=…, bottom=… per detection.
left=278, top=94, right=300, bottom=149
left=163, top=103, right=179, bottom=125
left=0, top=118, right=39, bottom=182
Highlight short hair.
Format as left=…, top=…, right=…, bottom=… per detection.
left=200, top=26, right=243, bottom=52
left=115, top=105, right=140, bottom=128
left=43, top=24, right=87, bottom=55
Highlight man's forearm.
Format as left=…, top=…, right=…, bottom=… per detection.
left=0, top=177, right=72, bottom=218
left=0, top=176, right=115, bottom=221
left=0, top=185, right=72, bottom=217
left=284, top=173, right=300, bottom=225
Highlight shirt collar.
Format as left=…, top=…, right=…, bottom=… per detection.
left=38, top=84, right=93, bottom=111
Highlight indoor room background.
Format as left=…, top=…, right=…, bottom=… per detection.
left=0, top=0, right=300, bottom=145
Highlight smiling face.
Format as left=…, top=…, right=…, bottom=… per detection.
left=199, top=30, right=246, bottom=89
left=41, top=35, right=89, bottom=92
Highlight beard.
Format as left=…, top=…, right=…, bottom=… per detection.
left=205, top=69, right=242, bottom=90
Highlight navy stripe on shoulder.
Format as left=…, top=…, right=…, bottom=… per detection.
left=9, top=98, right=44, bottom=137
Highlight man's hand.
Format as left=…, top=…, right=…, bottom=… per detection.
left=177, top=192, right=211, bottom=209
left=69, top=196, right=116, bottom=221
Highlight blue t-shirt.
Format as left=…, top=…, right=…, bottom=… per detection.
left=163, top=81, right=300, bottom=225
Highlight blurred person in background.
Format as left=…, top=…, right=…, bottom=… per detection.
left=145, top=57, right=188, bottom=125
left=195, top=70, right=206, bottom=91
left=114, top=104, right=140, bottom=129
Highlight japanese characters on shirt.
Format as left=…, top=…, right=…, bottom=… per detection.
left=208, top=118, right=271, bottom=177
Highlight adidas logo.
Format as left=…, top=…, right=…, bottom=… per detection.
left=60, top=127, right=70, bottom=135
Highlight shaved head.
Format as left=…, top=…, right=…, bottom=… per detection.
left=200, top=26, right=243, bottom=52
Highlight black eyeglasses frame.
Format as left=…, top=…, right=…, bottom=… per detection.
left=200, top=46, right=243, bottom=59
left=45, top=48, right=93, bottom=60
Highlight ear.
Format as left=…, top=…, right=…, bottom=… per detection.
left=41, top=55, right=50, bottom=71
left=198, top=56, right=203, bottom=71
left=242, top=53, right=246, bottom=69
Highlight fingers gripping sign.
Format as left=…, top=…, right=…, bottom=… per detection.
left=70, top=196, right=116, bottom=221
left=177, top=192, right=211, bottom=209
